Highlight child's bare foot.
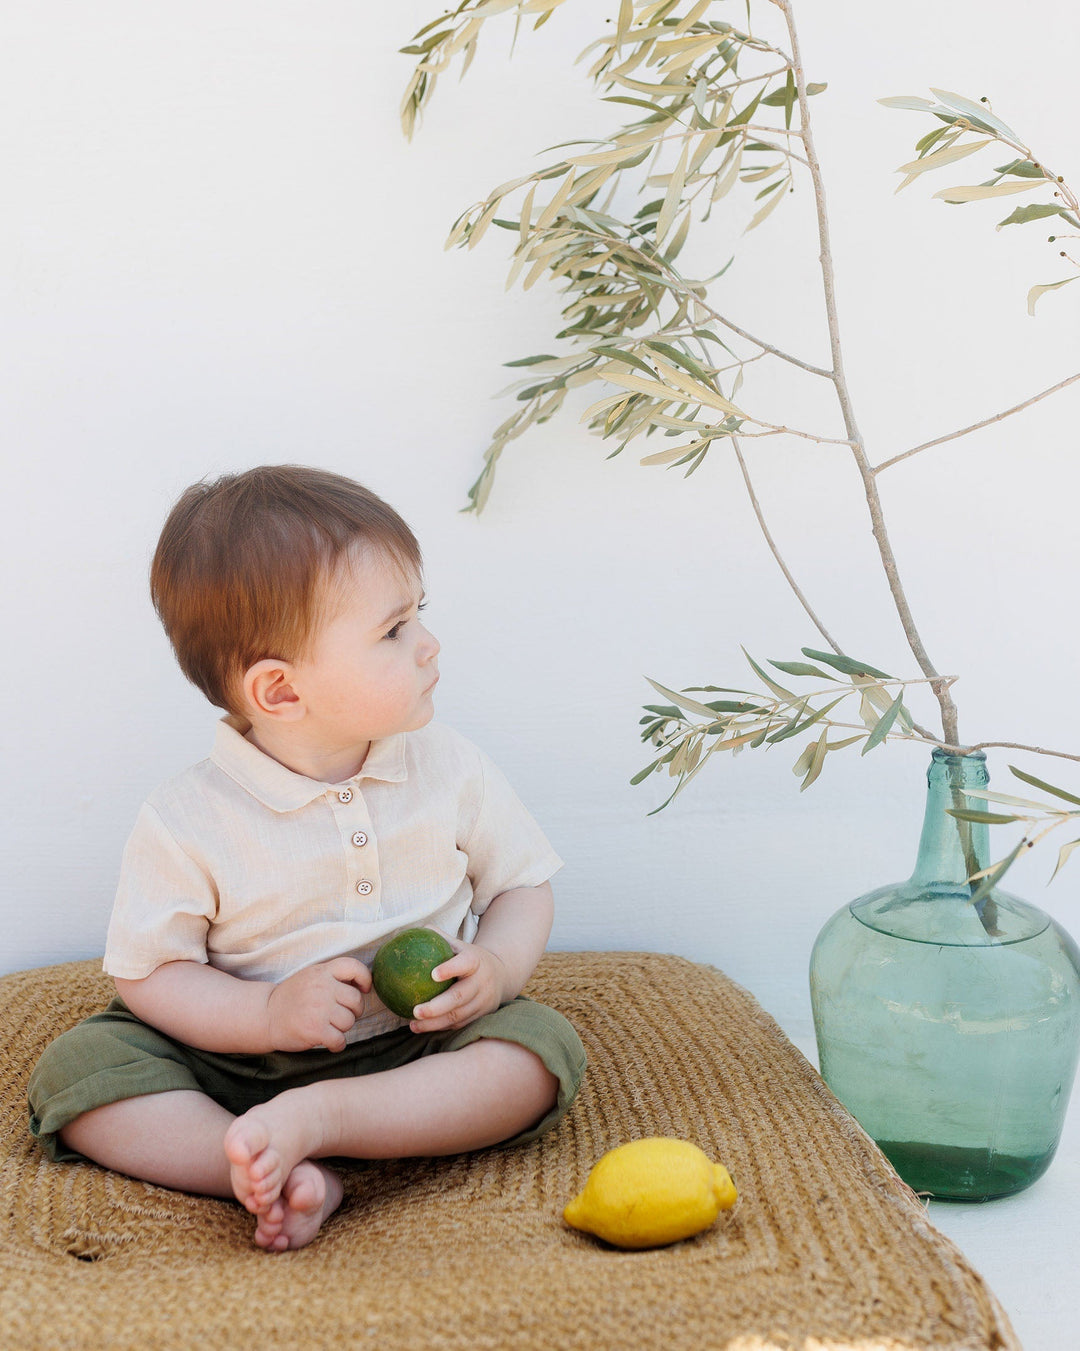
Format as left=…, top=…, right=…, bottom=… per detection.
left=253, top=1161, right=344, bottom=1252
left=223, top=1093, right=322, bottom=1217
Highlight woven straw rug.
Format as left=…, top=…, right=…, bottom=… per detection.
left=0, top=952, right=1018, bottom=1351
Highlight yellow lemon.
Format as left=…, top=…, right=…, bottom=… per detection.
left=563, top=1138, right=737, bottom=1249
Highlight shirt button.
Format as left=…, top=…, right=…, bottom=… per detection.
left=356, top=880, right=373, bottom=896
left=351, top=831, right=368, bottom=848
left=338, top=788, right=353, bottom=803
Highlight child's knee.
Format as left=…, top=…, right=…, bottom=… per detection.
left=56, top=1107, right=98, bottom=1155
left=486, top=1037, right=560, bottom=1099
left=26, top=1005, right=200, bottom=1161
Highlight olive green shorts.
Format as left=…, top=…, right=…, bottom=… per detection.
left=28, top=996, right=586, bottom=1164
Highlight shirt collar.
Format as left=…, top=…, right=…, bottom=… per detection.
left=211, top=715, right=408, bottom=813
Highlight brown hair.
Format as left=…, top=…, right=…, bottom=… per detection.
left=150, top=465, right=422, bottom=713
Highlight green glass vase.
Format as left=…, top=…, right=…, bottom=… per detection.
left=810, top=748, right=1080, bottom=1200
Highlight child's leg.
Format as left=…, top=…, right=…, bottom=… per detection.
left=59, top=1091, right=345, bottom=1252
left=60, top=1091, right=236, bottom=1196
left=226, top=1039, right=556, bottom=1227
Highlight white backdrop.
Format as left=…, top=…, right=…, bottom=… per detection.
left=3, top=0, right=1079, bottom=1043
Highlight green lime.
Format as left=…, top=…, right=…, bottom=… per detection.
left=371, top=928, right=456, bottom=1019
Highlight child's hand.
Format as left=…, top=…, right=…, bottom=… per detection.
left=409, top=937, right=509, bottom=1033
left=265, top=957, right=371, bottom=1052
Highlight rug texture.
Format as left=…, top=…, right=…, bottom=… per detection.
left=0, top=952, right=1019, bottom=1351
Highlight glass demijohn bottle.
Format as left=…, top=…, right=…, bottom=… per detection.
left=810, top=749, right=1080, bottom=1200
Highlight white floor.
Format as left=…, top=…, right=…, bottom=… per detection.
left=788, top=1034, right=1080, bottom=1351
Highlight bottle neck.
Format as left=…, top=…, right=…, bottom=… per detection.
left=909, top=750, right=991, bottom=888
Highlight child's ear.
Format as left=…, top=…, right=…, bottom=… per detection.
left=242, top=660, right=305, bottom=721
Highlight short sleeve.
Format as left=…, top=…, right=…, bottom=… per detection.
left=462, top=747, right=563, bottom=915
left=103, top=802, right=218, bottom=980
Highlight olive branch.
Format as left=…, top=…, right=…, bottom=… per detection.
left=635, top=647, right=927, bottom=813
left=401, top=0, right=1080, bottom=894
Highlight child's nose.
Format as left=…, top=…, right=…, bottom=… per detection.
left=419, top=626, right=440, bottom=660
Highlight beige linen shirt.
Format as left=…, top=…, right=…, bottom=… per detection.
left=104, top=716, right=562, bottom=1041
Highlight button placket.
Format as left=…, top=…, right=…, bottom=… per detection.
left=331, top=783, right=379, bottom=915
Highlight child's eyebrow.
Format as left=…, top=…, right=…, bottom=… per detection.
left=376, top=592, right=426, bottom=629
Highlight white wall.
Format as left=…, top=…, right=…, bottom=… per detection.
left=3, top=0, right=1079, bottom=1039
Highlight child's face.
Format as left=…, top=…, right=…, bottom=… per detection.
left=291, top=549, right=440, bottom=747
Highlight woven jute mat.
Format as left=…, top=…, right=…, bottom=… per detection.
left=0, top=952, right=1018, bottom=1351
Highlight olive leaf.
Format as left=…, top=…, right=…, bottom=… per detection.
left=768, top=658, right=834, bottom=679
left=799, top=728, right=830, bottom=791
left=1050, top=838, right=1080, bottom=883
left=929, top=88, right=1020, bottom=141
left=997, top=203, right=1080, bottom=231
left=934, top=180, right=1042, bottom=203
left=860, top=689, right=906, bottom=754
left=1008, top=765, right=1080, bottom=808
left=1028, top=278, right=1078, bottom=314
left=801, top=647, right=893, bottom=680
left=895, top=137, right=991, bottom=179
left=968, top=840, right=1028, bottom=908
left=946, top=808, right=1023, bottom=825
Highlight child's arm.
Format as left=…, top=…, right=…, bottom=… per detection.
left=410, top=881, right=554, bottom=1033
left=114, top=956, right=371, bottom=1054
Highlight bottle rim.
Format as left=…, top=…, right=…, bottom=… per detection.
left=930, top=746, right=987, bottom=764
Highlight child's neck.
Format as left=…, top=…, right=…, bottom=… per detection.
left=246, top=723, right=370, bottom=786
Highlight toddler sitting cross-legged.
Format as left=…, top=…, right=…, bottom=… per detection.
left=28, top=465, right=585, bottom=1252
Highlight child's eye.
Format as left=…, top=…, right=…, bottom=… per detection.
left=385, top=601, right=427, bottom=641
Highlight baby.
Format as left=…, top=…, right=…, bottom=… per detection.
left=28, top=465, right=585, bottom=1251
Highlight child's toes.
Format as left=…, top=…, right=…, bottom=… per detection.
left=254, top=1199, right=287, bottom=1249
left=224, top=1113, right=271, bottom=1168
left=252, top=1170, right=283, bottom=1209
left=250, top=1146, right=279, bottom=1179
left=283, top=1166, right=323, bottom=1215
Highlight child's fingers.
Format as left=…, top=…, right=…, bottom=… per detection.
left=430, top=949, right=479, bottom=984
left=327, top=1004, right=357, bottom=1034
left=425, top=926, right=467, bottom=955
left=334, top=981, right=365, bottom=1016
left=327, top=956, right=372, bottom=990
left=320, top=1024, right=349, bottom=1052
left=409, top=999, right=479, bottom=1033
left=412, top=976, right=478, bottom=1025
left=414, top=981, right=456, bottom=1015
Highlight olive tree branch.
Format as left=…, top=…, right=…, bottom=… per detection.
left=940, top=742, right=1080, bottom=763
left=736, top=425, right=854, bottom=445
left=558, top=221, right=833, bottom=378
left=875, top=371, right=1080, bottom=472
left=731, top=435, right=842, bottom=652
left=779, top=0, right=959, bottom=746
left=720, top=432, right=946, bottom=744
left=690, top=300, right=832, bottom=377
left=408, top=2, right=1080, bottom=805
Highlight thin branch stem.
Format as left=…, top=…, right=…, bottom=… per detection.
left=780, top=0, right=959, bottom=746
left=686, top=296, right=832, bottom=377
left=655, top=717, right=975, bottom=755
left=726, top=430, right=943, bottom=744
left=713, top=350, right=768, bottom=376
left=941, top=741, right=1080, bottom=763
left=737, top=123, right=808, bottom=141
left=611, top=121, right=806, bottom=162
left=731, top=435, right=843, bottom=652
left=561, top=222, right=833, bottom=377
left=875, top=371, right=1080, bottom=472
left=736, top=424, right=854, bottom=445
